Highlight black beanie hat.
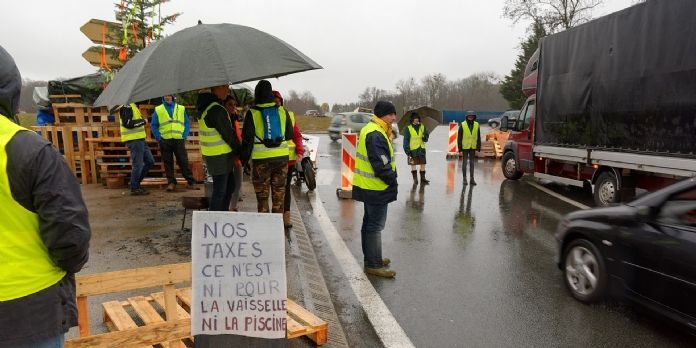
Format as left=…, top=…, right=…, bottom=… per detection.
left=254, top=80, right=274, bottom=104
left=374, top=101, right=396, bottom=117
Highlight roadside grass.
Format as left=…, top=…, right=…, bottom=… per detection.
left=295, top=115, right=330, bottom=134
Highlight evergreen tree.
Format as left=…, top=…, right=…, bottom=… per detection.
left=499, top=21, right=546, bottom=109
left=114, top=0, right=180, bottom=59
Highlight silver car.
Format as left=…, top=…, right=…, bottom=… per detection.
left=328, top=112, right=399, bottom=141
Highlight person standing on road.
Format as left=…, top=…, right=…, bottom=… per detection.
left=197, top=86, right=239, bottom=211
left=240, top=80, right=293, bottom=215
left=120, top=101, right=155, bottom=195
left=458, top=110, right=481, bottom=186
left=273, top=90, right=304, bottom=229
left=151, top=94, right=197, bottom=192
left=0, top=45, right=91, bottom=348
left=353, top=100, right=398, bottom=278
left=403, top=112, right=430, bottom=185
left=223, top=95, right=244, bottom=211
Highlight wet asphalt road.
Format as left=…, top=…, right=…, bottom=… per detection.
left=299, top=126, right=695, bottom=347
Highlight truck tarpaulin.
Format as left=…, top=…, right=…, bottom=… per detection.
left=535, top=0, right=696, bottom=158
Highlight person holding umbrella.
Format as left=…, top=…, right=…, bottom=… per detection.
left=197, top=86, right=240, bottom=211
left=273, top=90, right=304, bottom=229
left=403, top=112, right=430, bottom=185
left=240, top=80, right=294, bottom=215
left=151, top=94, right=197, bottom=192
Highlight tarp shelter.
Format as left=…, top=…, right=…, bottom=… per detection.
left=398, top=106, right=442, bottom=133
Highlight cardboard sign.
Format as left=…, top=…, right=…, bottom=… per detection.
left=191, top=211, right=287, bottom=338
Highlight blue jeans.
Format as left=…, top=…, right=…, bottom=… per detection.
left=210, top=173, right=235, bottom=211
left=361, top=203, right=388, bottom=269
left=9, top=334, right=64, bottom=348
left=126, top=139, right=155, bottom=190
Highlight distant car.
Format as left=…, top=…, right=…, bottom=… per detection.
left=555, top=178, right=696, bottom=331
left=489, top=110, right=520, bottom=128
left=328, top=112, right=372, bottom=141
left=304, top=109, right=321, bottom=117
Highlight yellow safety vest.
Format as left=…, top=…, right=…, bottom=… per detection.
left=460, top=121, right=479, bottom=150
left=0, top=115, right=66, bottom=301
left=287, top=110, right=297, bottom=161
left=251, top=103, right=289, bottom=161
left=154, top=103, right=186, bottom=140
left=353, top=122, right=396, bottom=191
left=199, top=102, right=233, bottom=157
left=407, top=124, right=425, bottom=151
left=120, top=103, right=146, bottom=142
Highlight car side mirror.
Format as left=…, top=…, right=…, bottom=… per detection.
left=500, top=116, right=509, bottom=132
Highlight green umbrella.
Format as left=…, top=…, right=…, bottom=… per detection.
left=94, top=23, right=322, bottom=108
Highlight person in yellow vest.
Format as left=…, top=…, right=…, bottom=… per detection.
left=151, top=94, right=197, bottom=192
left=458, top=110, right=482, bottom=185
left=273, top=90, right=304, bottom=229
left=196, top=86, right=240, bottom=211
left=0, top=45, right=90, bottom=347
left=353, top=101, right=398, bottom=278
left=240, top=80, right=294, bottom=215
left=403, top=112, right=430, bottom=185
left=120, top=101, right=155, bottom=195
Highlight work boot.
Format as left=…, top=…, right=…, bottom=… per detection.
left=283, top=211, right=293, bottom=229
left=420, top=171, right=430, bottom=185
left=411, top=170, right=418, bottom=184
left=470, top=177, right=477, bottom=185
left=130, top=188, right=150, bottom=196
left=365, top=267, right=396, bottom=278
left=463, top=176, right=468, bottom=185
left=166, top=183, right=176, bottom=192
left=186, top=182, right=199, bottom=190
left=382, top=258, right=391, bottom=267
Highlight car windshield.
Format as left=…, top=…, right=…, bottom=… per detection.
left=331, top=115, right=344, bottom=125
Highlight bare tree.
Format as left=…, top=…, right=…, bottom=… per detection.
left=503, top=0, right=603, bottom=32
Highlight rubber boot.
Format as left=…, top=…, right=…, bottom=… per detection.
left=365, top=267, right=396, bottom=278
left=463, top=176, right=468, bottom=186
left=283, top=211, right=293, bottom=229
left=420, top=171, right=430, bottom=185
left=470, top=176, right=477, bottom=186
left=411, top=170, right=418, bottom=184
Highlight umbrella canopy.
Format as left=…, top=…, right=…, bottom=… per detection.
left=94, top=23, right=322, bottom=108
left=397, top=106, right=442, bottom=133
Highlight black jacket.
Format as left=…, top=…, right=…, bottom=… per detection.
left=239, top=105, right=294, bottom=164
left=352, top=129, right=398, bottom=205
left=0, top=130, right=91, bottom=345
left=196, top=93, right=239, bottom=175
left=457, top=120, right=482, bottom=152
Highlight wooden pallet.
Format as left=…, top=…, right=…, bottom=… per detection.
left=65, top=263, right=328, bottom=347
left=476, top=140, right=503, bottom=158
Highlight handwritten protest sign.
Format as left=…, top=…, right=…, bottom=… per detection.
left=191, top=211, right=287, bottom=339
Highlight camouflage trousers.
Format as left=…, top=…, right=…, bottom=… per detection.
left=252, top=160, right=288, bottom=213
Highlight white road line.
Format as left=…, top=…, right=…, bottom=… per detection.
left=307, top=193, right=415, bottom=348
left=527, top=181, right=591, bottom=210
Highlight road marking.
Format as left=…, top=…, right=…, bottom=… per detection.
left=307, top=193, right=415, bottom=348
left=527, top=181, right=590, bottom=210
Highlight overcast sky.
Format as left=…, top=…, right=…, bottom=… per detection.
left=2, top=0, right=635, bottom=104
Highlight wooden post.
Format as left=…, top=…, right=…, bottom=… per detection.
left=164, top=284, right=184, bottom=348
left=89, top=139, right=98, bottom=184
left=77, top=296, right=90, bottom=337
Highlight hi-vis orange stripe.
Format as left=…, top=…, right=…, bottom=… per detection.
left=448, top=121, right=458, bottom=154
left=341, top=133, right=357, bottom=190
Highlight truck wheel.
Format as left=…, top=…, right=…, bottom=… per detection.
left=502, top=152, right=523, bottom=180
left=594, top=172, right=619, bottom=207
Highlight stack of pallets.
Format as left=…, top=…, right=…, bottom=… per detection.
left=32, top=97, right=204, bottom=186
